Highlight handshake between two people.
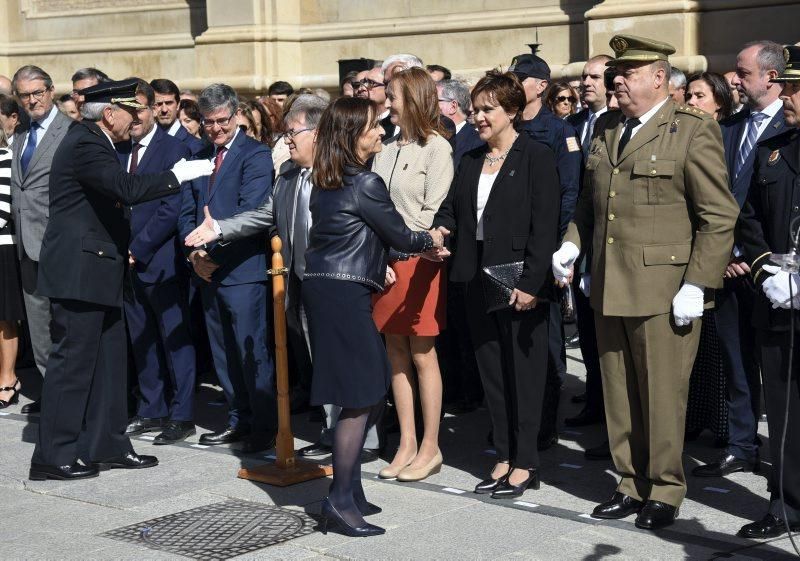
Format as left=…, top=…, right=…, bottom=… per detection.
left=420, top=226, right=450, bottom=262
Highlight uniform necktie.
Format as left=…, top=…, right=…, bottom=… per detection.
left=20, top=121, right=40, bottom=176
left=208, top=147, right=227, bottom=193
left=582, top=111, right=597, bottom=157
left=128, top=143, right=142, bottom=174
left=617, top=117, right=640, bottom=158
left=735, top=112, right=766, bottom=179
left=292, top=169, right=313, bottom=277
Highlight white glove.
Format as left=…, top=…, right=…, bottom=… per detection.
left=761, top=264, right=800, bottom=309
left=552, top=241, right=580, bottom=284
left=579, top=274, right=591, bottom=297
left=672, top=281, right=705, bottom=327
left=170, top=158, right=215, bottom=184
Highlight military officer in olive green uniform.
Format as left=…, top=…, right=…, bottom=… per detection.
left=552, top=35, right=740, bottom=530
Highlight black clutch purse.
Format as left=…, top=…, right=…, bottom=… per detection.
left=481, top=261, right=524, bottom=313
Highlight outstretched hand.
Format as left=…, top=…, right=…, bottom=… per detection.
left=185, top=206, right=219, bottom=248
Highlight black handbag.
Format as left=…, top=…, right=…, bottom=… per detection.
left=480, top=261, right=524, bottom=313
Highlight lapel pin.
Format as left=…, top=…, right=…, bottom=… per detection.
left=509, top=170, right=516, bottom=177
left=403, top=163, right=408, bottom=171
left=767, top=149, right=781, bottom=166
left=669, top=119, right=680, bottom=133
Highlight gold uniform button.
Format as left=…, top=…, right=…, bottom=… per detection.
left=650, top=169, right=657, bottom=175
left=607, top=237, right=615, bottom=244
left=612, top=168, right=620, bottom=175
left=670, top=255, right=676, bottom=261
left=609, top=191, right=616, bottom=198
left=608, top=213, right=615, bottom=221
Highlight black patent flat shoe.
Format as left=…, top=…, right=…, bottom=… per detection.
left=0, top=378, right=20, bottom=409
left=491, top=468, right=540, bottom=499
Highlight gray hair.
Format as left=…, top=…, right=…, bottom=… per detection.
left=669, top=66, right=686, bottom=88
left=71, top=67, right=110, bottom=85
left=283, top=94, right=329, bottom=129
left=312, top=88, right=331, bottom=102
left=12, top=65, right=53, bottom=90
left=198, top=83, right=239, bottom=117
left=80, top=101, right=112, bottom=122
left=438, top=79, right=471, bottom=116
left=742, top=40, right=787, bottom=76
left=381, top=54, right=424, bottom=74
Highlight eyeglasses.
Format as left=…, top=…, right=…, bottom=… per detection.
left=437, top=98, right=455, bottom=103
left=202, top=114, right=235, bottom=128
left=16, top=88, right=51, bottom=102
left=285, top=127, right=314, bottom=140
left=351, top=79, right=385, bottom=91
left=555, top=96, right=577, bottom=103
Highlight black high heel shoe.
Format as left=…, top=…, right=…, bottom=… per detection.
left=0, top=378, right=20, bottom=409
left=491, top=468, right=540, bottom=499
left=319, top=497, right=385, bottom=537
left=331, top=483, right=382, bottom=516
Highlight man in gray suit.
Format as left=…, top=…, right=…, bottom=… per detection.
left=10, top=66, right=73, bottom=414
left=184, top=94, right=381, bottom=459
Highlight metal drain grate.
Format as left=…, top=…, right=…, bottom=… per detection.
left=100, top=499, right=315, bottom=560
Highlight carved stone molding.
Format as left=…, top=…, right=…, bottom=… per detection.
left=19, top=0, right=187, bottom=19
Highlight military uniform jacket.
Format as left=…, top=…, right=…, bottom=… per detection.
left=37, top=120, right=181, bottom=308
left=737, top=128, right=800, bottom=331
left=564, top=100, right=739, bottom=317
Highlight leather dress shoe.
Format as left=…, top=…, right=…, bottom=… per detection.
left=537, top=432, right=558, bottom=451
left=691, top=453, right=759, bottom=477
left=93, top=451, right=158, bottom=470
left=491, top=468, right=540, bottom=499
left=125, top=416, right=166, bottom=436
left=584, top=440, right=612, bottom=460
left=298, top=443, right=332, bottom=457
left=240, top=432, right=276, bottom=454
left=475, top=473, right=508, bottom=494
left=738, top=514, right=800, bottom=539
left=566, top=332, right=581, bottom=348
left=153, top=421, right=196, bottom=445
left=565, top=408, right=604, bottom=428
left=21, top=400, right=41, bottom=414
left=592, top=492, right=644, bottom=519
left=635, top=500, right=678, bottom=530
left=360, top=448, right=380, bottom=463
left=199, top=426, right=249, bottom=445
left=29, top=461, right=99, bottom=481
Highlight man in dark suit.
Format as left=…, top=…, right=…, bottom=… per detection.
left=735, top=45, right=800, bottom=538
left=178, top=83, right=277, bottom=454
left=693, top=40, right=788, bottom=479
left=116, top=80, right=197, bottom=445
left=150, top=78, right=205, bottom=156
left=29, top=79, right=213, bottom=480
left=437, top=79, right=483, bottom=171
left=9, top=65, right=72, bottom=414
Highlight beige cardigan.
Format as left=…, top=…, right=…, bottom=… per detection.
left=372, top=133, right=454, bottom=230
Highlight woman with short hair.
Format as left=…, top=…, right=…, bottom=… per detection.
left=544, top=81, right=579, bottom=118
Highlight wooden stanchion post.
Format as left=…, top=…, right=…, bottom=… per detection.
left=237, top=236, right=333, bottom=486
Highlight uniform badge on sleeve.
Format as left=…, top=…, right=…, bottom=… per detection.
left=767, top=149, right=781, bottom=166
left=566, top=137, right=580, bottom=152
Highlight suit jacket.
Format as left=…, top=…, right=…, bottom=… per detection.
left=116, top=126, right=192, bottom=284
left=434, top=132, right=560, bottom=299
left=564, top=100, right=740, bottom=317
left=172, top=124, right=207, bottom=156
left=178, top=131, right=273, bottom=286
left=10, top=109, right=72, bottom=261
left=452, top=123, right=484, bottom=172
left=721, top=107, right=788, bottom=207
left=37, top=121, right=181, bottom=307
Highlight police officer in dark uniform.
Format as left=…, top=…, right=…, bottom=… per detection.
left=508, top=53, right=583, bottom=448
left=29, top=79, right=213, bottom=481
left=736, top=45, right=800, bottom=539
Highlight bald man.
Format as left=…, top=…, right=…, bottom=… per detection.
left=0, top=76, right=12, bottom=95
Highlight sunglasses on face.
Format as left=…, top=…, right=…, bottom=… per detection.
left=555, top=95, right=577, bottom=103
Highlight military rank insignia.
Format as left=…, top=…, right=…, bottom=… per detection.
left=767, top=149, right=781, bottom=166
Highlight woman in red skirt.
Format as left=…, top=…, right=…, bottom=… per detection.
left=372, top=67, right=454, bottom=481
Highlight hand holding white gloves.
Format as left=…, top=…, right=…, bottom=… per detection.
left=761, top=264, right=800, bottom=309
left=170, top=158, right=215, bottom=184
left=552, top=242, right=580, bottom=286
left=672, top=281, right=705, bottom=327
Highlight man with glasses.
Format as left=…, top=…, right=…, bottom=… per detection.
left=70, top=67, right=110, bottom=112
left=354, top=65, right=393, bottom=137
left=178, top=83, right=277, bottom=454
left=150, top=78, right=204, bottom=155
left=10, top=65, right=73, bottom=415
left=436, top=79, right=482, bottom=172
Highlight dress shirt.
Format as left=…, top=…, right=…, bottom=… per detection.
left=455, top=120, right=467, bottom=134
left=166, top=120, right=182, bottom=137
left=19, top=105, right=58, bottom=154
left=623, top=97, right=669, bottom=142
left=127, top=124, right=157, bottom=172
left=736, top=97, right=783, bottom=152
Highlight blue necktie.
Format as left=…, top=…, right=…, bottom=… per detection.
left=20, top=122, right=40, bottom=176
left=735, top=112, right=766, bottom=179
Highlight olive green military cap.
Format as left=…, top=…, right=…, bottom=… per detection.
left=771, top=45, right=800, bottom=82
left=606, top=34, right=676, bottom=66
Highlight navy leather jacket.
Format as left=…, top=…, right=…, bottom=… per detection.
left=304, top=166, right=433, bottom=291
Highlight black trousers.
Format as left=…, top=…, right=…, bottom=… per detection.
left=756, top=329, right=800, bottom=524
left=465, top=275, right=549, bottom=468
left=572, top=274, right=603, bottom=414
left=32, top=299, right=134, bottom=466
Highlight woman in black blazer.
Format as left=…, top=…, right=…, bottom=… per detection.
left=433, top=71, right=560, bottom=498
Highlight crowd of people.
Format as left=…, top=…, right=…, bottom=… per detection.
left=0, top=32, right=798, bottom=542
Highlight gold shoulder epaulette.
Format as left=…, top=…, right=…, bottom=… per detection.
left=675, top=105, right=711, bottom=119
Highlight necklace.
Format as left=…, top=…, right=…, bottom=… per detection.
left=484, top=134, right=518, bottom=167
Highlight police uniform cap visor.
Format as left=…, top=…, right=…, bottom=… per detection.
left=771, top=45, right=800, bottom=82
left=606, top=34, right=676, bottom=66
left=81, top=78, right=147, bottom=109
left=508, top=54, right=551, bottom=81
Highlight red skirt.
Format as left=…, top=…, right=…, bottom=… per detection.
left=372, top=256, right=446, bottom=336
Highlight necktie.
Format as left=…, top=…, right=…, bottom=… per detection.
left=208, top=147, right=227, bottom=193
left=735, top=112, right=767, bottom=179
left=617, top=117, right=640, bottom=158
left=128, top=143, right=142, bottom=174
left=20, top=122, right=40, bottom=176
left=581, top=112, right=597, bottom=157
left=292, top=169, right=313, bottom=277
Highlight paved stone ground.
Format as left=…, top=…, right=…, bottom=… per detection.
left=2, top=344, right=800, bottom=560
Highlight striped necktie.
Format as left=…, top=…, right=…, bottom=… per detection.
left=581, top=111, right=597, bottom=157
left=735, top=112, right=766, bottom=179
